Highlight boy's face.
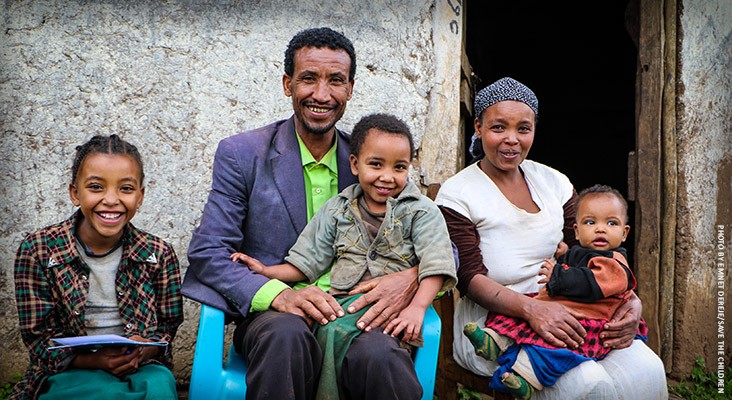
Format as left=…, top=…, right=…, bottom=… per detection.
left=349, top=129, right=411, bottom=213
left=574, top=193, right=630, bottom=251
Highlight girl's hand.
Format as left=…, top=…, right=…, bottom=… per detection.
left=538, top=258, right=555, bottom=284
left=383, top=305, right=423, bottom=342
left=72, top=346, right=141, bottom=378
left=127, top=335, right=161, bottom=363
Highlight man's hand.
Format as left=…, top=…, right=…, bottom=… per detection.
left=600, top=291, right=642, bottom=349
left=347, top=267, right=419, bottom=331
left=271, top=286, right=344, bottom=326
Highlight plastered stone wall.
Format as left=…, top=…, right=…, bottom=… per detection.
left=674, top=0, right=731, bottom=377
left=0, top=0, right=462, bottom=386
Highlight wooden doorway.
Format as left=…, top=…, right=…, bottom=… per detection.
left=461, top=0, right=669, bottom=359
left=463, top=1, right=639, bottom=269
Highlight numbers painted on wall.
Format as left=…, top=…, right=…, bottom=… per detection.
left=446, top=0, right=461, bottom=35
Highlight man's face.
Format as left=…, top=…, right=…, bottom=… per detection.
left=283, top=46, right=354, bottom=137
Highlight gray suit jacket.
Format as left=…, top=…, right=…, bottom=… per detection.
left=182, top=116, right=357, bottom=317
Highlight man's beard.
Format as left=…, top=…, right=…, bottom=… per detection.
left=295, top=108, right=342, bottom=136
left=301, top=120, right=337, bottom=135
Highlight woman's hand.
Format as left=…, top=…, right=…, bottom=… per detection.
left=466, top=275, right=586, bottom=349
left=346, top=267, right=419, bottom=331
left=600, top=291, right=642, bottom=349
left=526, top=299, right=587, bottom=349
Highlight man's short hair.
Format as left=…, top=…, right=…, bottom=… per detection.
left=284, top=27, right=357, bottom=81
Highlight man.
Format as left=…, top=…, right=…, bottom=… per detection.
left=183, top=27, right=423, bottom=399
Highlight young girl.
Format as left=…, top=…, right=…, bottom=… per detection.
left=232, top=113, right=457, bottom=399
left=12, top=135, right=183, bottom=400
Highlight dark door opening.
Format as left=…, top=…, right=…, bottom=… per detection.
left=464, top=1, right=638, bottom=265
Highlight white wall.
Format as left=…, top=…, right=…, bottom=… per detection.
left=0, top=0, right=463, bottom=385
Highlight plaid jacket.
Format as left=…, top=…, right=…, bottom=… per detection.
left=11, top=211, right=183, bottom=400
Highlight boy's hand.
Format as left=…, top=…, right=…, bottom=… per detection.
left=538, top=258, right=555, bottom=285
left=230, top=252, right=247, bottom=263
left=231, top=252, right=266, bottom=274
left=383, top=305, right=424, bottom=342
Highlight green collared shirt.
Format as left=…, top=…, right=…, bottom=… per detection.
left=298, top=133, right=339, bottom=220
left=249, top=132, right=339, bottom=312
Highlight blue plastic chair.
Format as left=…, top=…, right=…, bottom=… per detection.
left=188, top=303, right=442, bottom=400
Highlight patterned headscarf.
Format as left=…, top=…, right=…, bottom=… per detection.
left=473, top=77, right=538, bottom=118
left=469, top=77, right=538, bottom=160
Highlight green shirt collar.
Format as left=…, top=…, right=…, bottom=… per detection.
left=296, top=131, right=339, bottom=173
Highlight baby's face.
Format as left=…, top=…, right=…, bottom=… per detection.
left=573, top=193, right=630, bottom=251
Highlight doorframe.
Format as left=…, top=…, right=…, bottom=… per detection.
left=633, top=0, right=676, bottom=370
left=451, top=0, right=672, bottom=368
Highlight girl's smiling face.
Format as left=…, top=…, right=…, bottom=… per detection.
left=349, top=129, right=411, bottom=214
left=69, top=153, right=145, bottom=253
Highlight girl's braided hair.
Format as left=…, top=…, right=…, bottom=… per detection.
left=71, top=134, right=144, bottom=185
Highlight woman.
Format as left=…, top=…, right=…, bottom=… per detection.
left=434, top=77, right=667, bottom=399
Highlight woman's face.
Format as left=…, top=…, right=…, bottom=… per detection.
left=475, top=100, right=535, bottom=176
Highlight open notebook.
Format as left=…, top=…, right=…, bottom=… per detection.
left=47, top=334, right=168, bottom=350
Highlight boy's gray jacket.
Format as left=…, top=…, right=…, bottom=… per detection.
left=285, top=181, right=457, bottom=291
